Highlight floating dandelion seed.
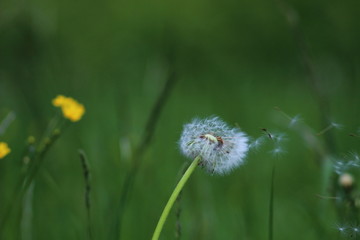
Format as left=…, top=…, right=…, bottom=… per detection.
left=331, top=121, right=343, bottom=130
left=335, top=223, right=351, bottom=237
left=352, top=226, right=360, bottom=235
left=333, top=152, right=360, bottom=175
left=288, top=114, right=302, bottom=128
left=317, top=121, right=343, bottom=135
left=271, top=132, right=287, bottom=144
left=179, top=116, right=249, bottom=175
left=269, top=146, right=286, bottom=157
left=249, top=135, right=266, bottom=151
left=0, top=142, right=11, bottom=159
left=52, top=95, right=85, bottom=122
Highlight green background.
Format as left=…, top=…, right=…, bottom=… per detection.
left=1, top=0, right=359, bottom=239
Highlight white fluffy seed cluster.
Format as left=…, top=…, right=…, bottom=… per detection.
left=179, top=116, right=249, bottom=175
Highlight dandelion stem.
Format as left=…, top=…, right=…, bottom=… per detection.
left=175, top=162, right=190, bottom=239
left=152, top=156, right=201, bottom=240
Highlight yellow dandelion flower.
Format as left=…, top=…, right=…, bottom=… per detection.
left=52, top=95, right=85, bottom=122
left=0, top=142, right=11, bottom=159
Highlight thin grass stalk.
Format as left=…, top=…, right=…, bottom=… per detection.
left=276, top=2, right=339, bottom=237
left=79, top=150, right=93, bottom=240
left=0, top=122, right=64, bottom=233
left=113, top=70, right=177, bottom=239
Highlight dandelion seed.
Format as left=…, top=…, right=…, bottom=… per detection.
left=335, top=223, right=350, bottom=237
left=261, top=128, right=273, bottom=140
left=338, top=226, right=346, bottom=232
left=331, top=121, right=343, bottom=130
left=317, top=121, right=342, bottom=135
left=271, top=132, right=287, bottom=144
left=52, top=95, right=85, bottom=122
left=0, top=142, right=11, bottom=159
left=249, top=136, right=266, bottom=151
left=269, top=146, right=286, bottom=157
left=179, top=116, right=249, bottom=175
left=333, top=152, right=360, bottom=174
left=288, top=114, right=302, bottom=128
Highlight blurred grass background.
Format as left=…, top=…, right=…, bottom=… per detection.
left=0, top=0, right=359, bottom=239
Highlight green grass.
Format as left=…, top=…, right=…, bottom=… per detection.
left=1, top=0, right=360, bottom=239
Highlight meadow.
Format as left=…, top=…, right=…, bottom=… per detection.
left=0, top=0, right=359, bottom=239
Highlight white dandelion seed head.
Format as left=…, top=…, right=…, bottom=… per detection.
left=179, top=116, right=249, bottom=175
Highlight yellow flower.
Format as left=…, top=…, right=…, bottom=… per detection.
left=52, top=95, right=85, bottom=122
left=0, top=142, right=11, bottom=159
left=52, top=95, right=67, bottom=107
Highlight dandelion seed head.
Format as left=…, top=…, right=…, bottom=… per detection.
left=179, top=116, right=249, bottom=175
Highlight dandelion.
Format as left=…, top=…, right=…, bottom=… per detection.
left=52, top=95, right=85, bottom=122
left=0, top=142, right=11, bottom=159
left=179, top=116, right=249, bottom=175
left=152, top=116, right=249, bottom=240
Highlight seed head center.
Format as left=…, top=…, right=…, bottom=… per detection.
left=203, top=134, right=218, bottom=143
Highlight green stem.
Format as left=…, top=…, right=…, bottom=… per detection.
left=152, top=156, right=201, bottom=240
